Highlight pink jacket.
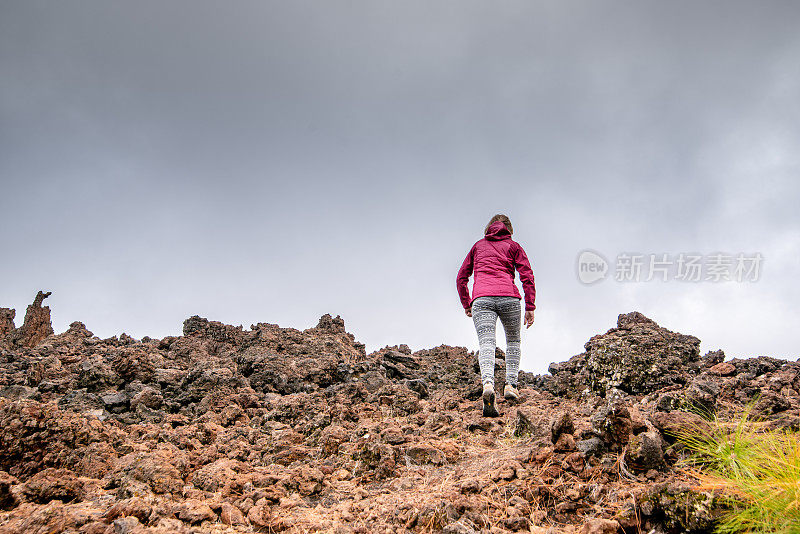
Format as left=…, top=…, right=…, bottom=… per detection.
left=456, top=221, right=536, bottom=311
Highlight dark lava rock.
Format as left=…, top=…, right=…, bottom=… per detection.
left=550, top=412, right=574, bottom=442
left=625, top=431, right=665, bottom=470
left=0, top=470, right=18, bottom=510
left=58, top=389, right=104, bottom=413
left=11, top=291, right=55, bottom=349
left=701, top=349, right=726, bottom=367
left=405, top=378, right=429, bottom=398
left=753, top=391, right=792, bottom=415
left=590, top=401, right=632, bottom=450
left=577, top=437, right=603, bottom=458
left=0, top=293, right=794, bottom=534
left=639, top=482, right=725, bottom=532
left=101, top=391, right=129, bottom=413
left=656, top=380, right=719, bottom=416
left=584, top=313, right=701, bottom=395
left=0, top=309, right=15, bottom=350
left=538, top=312, right=701, bottom=397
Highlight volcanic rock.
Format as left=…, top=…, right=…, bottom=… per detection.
left=581, top=518, right=620, bottom=534
left=590, top=401, right=633, bottom=450
left=11, top=291, right=55, bottom=348
left=539, top=312, right=701, bottom=397
left=0, top=309, right=14, bottom=349
left=625, top=431, right=665, bottom=470
left=0, top=297, right=796, bottom=533
left=708, top=361, right=736, bottom=376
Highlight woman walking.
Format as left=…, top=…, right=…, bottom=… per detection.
left=456, top=214, right=536, bottom=417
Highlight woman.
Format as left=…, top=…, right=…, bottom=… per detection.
left=456, top=214, right=536, bottom=417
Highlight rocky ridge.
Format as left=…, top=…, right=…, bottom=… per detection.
left=0, top=292, right=798, bottom=534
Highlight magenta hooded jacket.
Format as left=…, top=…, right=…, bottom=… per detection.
left=456, top=221, right=536, bottom=311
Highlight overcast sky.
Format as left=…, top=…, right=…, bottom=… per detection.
left=2, top=1, right=799, bottom=373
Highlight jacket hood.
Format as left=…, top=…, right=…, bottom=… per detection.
left=485, top=220, right=512, bottom=241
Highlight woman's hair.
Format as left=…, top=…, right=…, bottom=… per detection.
left=485, top=214, right=513, bottom=235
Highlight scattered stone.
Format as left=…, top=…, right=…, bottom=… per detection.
left=550, top=412, right=574, bottom=441
left=490, top=461, right=521, bottom=482
left=708, top=362, right=736, bottom=376
left=20, top=468, right=89, bottom=504
left=405, top=444, right=446, bottom=465
left=554, top=432, right=577, bottom=452
left=577, top=437, right=604, bottom=458
left=625, top=431, right=665, bottom=470
left=219, top=502, right=246, bottom=526
left=639, top=482, right=722, bottom=531
left=590, top=401, right=632, bottom=449
left=581, top=517, right=620, bottom=534
left=0, top=297, right=790, bottom=533
left=754, top=391, right=792, bottom=415
left=443, top=520, right=478, bottom=534
left=103, top=497, right=151, bottom=523
left=0, top=470, right=19, bottom=510
left=174, top=499, right=216, bottom=524
left=564, top=451, right=585, bottom=472
left=649, top=411, right=712, bottom=440
left=459, top=478, right=481, bottom=494
left=101, top=391, right=129, bottom=412
left=112, top=516, right=141, bottom=534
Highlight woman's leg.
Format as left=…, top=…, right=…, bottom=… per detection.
left=472, top=297, right=498, bottom=387
left=497, top=297, right=522, bottom=387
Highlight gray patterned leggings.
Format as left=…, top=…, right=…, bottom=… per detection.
left=472, top=296, right=521, bottom=387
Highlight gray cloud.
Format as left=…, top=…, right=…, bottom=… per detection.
left=2, top=1, right=799, bottom=372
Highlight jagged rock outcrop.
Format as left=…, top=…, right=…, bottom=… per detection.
left=2, top=291, right=55, bottom=349
left=0, top=298, right=797, bottom=534
left=535, top=312, right=704, bottom=396
left=0, top=309, right=14, bottom=349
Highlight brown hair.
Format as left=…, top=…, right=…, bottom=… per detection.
left=485, top=214, right=513, bottom=235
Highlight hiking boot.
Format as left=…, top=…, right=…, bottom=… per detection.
left=504, top=384, right=520, bottom=403
left=482, top=384, right=499, bottom=417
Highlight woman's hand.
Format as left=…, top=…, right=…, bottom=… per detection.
left=465, top=308, right=472, bottom=318
left=524, top=310, right=535, bottom=328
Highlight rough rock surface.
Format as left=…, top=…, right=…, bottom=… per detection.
left=537, top=312, right=703, bottom=396
left=0, top=309, right=14, bottom=350
left=10, top=291, right=55, bottom=349
left=0, top=297, right=798, bottom=533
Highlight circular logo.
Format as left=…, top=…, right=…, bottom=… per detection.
left=576, top=249, right=608, bottom=284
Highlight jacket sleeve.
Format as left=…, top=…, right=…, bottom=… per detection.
left=512, top=243, right=536, bottom=311
left=456, top=244, right=476, bottom=310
